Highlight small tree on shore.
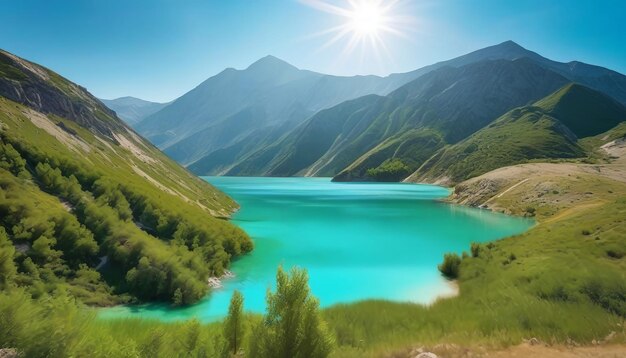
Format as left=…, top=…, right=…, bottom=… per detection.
left=438, top=253, right=462, bottom=279
left=223, top=290, right=245, bottom=357
left=249, top=266, right=333, bottom=358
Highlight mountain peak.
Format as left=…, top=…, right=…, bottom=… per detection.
left=247, top=55, right=298, bottom=72
left=535, top=83, right=626, bottom=137
left=479, top=40, right=534, bottom=59
left=497, top=40, right=525, bottom=50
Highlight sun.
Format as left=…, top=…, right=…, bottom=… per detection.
left=349, top=2, right=385, bottom=36
left=300, top=0, right=414, bottom=61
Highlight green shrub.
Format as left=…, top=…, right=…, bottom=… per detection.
left=249, top=267, right=333, bottom=358
left=581, top=278, right=626, bottom=317
left=438, top=253, right=461, bottom=279
left=470, top=242, right=481, bottom=257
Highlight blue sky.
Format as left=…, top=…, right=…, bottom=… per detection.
left=1, top=0, right=624, bottom=102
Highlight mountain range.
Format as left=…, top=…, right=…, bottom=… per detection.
left=100, top=96, right=169, bottom=126
left=105, top=41, right=626, bottom=185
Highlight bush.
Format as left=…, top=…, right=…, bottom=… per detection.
left=581, top=278, right=626, bottom=317
left=438, top=253, right=461, bottom=279
left=470, top=242, right=481, bottom=258
left=606, top=249, right=624, bottom=259
left=249, top=267, right=333, bottom=357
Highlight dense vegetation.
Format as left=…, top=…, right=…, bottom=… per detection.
left=0, top=100, right=252, bottom=305
left=0, top=267, right=332, bottom=358
left=0, top=50, right=252, bottom=307
left=365, top=159, right=411, bottom=182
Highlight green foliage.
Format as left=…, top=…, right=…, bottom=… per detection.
left=0, top=95, right=253, bottom=305
left=0, top=141, right=27, bottom=178
left=249, top=267, right=333, bottom=358
left=222, top=290, right=245, bottom=357
left=470, top=242, right=481, bottom=258
left=365, top=159, right=411, bottom=182
left=0, top=289, right=230, bottom=357
left=438, top=252, right=461, bottom=279
left=0, top=227, right=17, bottom=288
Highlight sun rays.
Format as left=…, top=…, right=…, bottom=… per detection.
left=300, top=0, right=416, bottom=67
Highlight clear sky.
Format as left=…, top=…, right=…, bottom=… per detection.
left=1, top=0, right=624, bottom=102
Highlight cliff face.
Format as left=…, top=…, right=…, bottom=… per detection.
left=0, top=50, right=123, bottom=139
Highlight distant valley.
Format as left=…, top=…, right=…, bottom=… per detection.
left=100, top=97, right=169, bottom=126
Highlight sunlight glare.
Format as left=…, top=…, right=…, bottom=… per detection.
left=349, top=2, right=384, bottom=35
left=300, top=0, right=415, bottom=64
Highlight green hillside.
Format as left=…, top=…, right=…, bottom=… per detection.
left=333, top=129, right=445, bottom=182
left=535, top=83, right=626, bottom=137
left=0, top=50, right=252, bottom=306
left=409, top=83, right=626, bottom=184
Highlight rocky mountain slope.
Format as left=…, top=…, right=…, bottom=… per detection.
left=136, top=55, right=421, bottom=167
left=227, top=58, right=570, bottom=178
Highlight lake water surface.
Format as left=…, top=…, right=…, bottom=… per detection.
left=100, top=177, right=533, bottom=321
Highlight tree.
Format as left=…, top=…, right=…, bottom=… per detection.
left=249, top=266, right=333, bottom=358
left=0, top=227, right=17, bottom=288
left=438, top=252, right=462, bottom=279
left=222, top=290, right=245, bottom=357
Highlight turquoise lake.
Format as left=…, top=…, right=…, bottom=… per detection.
left=100, top=177, right=533, bottom=321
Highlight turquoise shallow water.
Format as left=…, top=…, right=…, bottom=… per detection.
left=100, top=177, right=533, bottom=322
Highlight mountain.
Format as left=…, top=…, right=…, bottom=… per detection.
left=182, top=41, right=626, bottom=177
left=407, top=83, right=626, bottom=185
left=0, top=49, right=252, bottom=306
left=136, top=55, right=424, bottom=168
left=397, top=40, right=626, bottom=106
left=226, top=58, right=570, bottom=178
left=100, top=96, right=169, bottom=126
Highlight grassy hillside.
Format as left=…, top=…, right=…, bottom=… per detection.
left=409, top=84, right=626, bottom=185
left=535, top=83, right=626, bottom=137
left=0, top=50, right=252, bottom=306
left=333, top=129, right=445, bottom=182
